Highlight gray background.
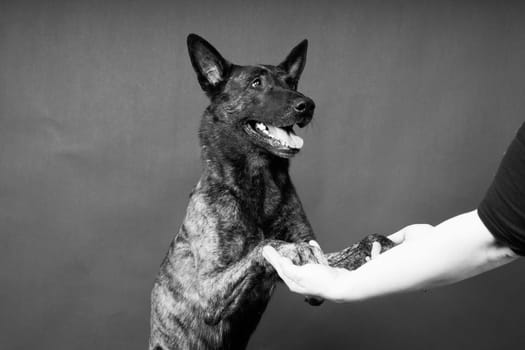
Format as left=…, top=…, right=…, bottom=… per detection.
left=1, top=0, right=525, bottom=349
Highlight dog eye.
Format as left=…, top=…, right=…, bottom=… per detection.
left=251, top=78, right=262, bottom=88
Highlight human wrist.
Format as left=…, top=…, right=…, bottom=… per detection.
left=327, top=269, right=364, bottom=303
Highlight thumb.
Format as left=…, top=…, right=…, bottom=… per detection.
left=309, top=240, right=320, bottom=248
left=370, top=241, right=382, bottom=259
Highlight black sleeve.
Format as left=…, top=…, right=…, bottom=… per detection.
left=478, top=122, right=525, bottom=256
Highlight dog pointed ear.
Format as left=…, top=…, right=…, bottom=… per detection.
left=187, top=34, right=231, bottom=94
left=278, top=39, right=308, bottom=85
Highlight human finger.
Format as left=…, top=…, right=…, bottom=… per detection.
left=309, top=240, right=328, bottom=265
left=262, top=246, right=282, bottom=268
left=388, top=224, right=434, bottom=244
left=387, top=229, right=406, bottom=245
left=308, top=240, right=320, bottom=248
left=262, top=246, right=306, bottom=292
left=370, top=241, right=381, bottom=259
left=278, top=263, right=309, bottom=294
left=262, top=246, right=288, bottom=278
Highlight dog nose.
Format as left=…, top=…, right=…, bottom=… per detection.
left=294, top=100, right=307, bottom=112
left=293, top=98, right=315, bottom=113
left=294, top=97, right=315, bottom=127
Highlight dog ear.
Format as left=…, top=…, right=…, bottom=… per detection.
left=278, top=39, right=308, bottom=86
left=187, top=34, right=231, bottom=94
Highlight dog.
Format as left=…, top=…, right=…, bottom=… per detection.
left=149, top=34, right=393, bottom=350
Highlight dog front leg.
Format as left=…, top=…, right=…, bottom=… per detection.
left=201, top=254, right=265, bottom=325
left=201, top=239, right=327, bottom=324
left=271, top=185, right=317, bottom=243
left=201, top=235, right=394, bottom=321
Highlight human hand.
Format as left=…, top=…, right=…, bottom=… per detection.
left=363, top=224, right=434, bottom=261
left=263, top=225, right=434, bottom=302
left=262, top=241, right=350, bottom=302
left=388, top=224, right=434, bottom=245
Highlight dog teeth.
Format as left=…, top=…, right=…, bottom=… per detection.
left=255, top=122, right=269, bottom=134
left=252, top=122, right=303, bottom=149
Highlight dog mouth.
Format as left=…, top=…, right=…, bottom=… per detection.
left=244, top=121, right=304, bottom=156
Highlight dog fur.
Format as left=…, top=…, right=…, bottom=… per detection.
left=149, top=34, right=393, bottom=350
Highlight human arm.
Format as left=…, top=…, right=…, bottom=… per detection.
left=264, top=122, right=525, bottom=302
left=263, top=210, right=518, bottom=302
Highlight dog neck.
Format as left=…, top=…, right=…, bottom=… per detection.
left=195, top=109, right=296, bottom=223
left=200, top=143, right=291, bottom=190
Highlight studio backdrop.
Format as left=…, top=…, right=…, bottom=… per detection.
left=1, top=1, right=525, bottom=349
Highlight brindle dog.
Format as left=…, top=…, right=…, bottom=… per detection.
left=149, top=34, right=394, bottom=350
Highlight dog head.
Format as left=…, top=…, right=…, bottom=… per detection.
left=187, top=34, right=315, bottom=159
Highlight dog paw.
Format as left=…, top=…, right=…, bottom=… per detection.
left=326, top=234, right=395, bottom=270
left=304, top=296, right=324, bottom=306
left=273, top=241, right=327, bottom=266
left=362, top=233, right=395, bottom=252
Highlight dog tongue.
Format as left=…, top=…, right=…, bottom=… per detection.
left=266, top=125, right=304, bottom=149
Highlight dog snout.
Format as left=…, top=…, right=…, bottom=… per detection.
left=293, top=97, right=315, bottom=127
